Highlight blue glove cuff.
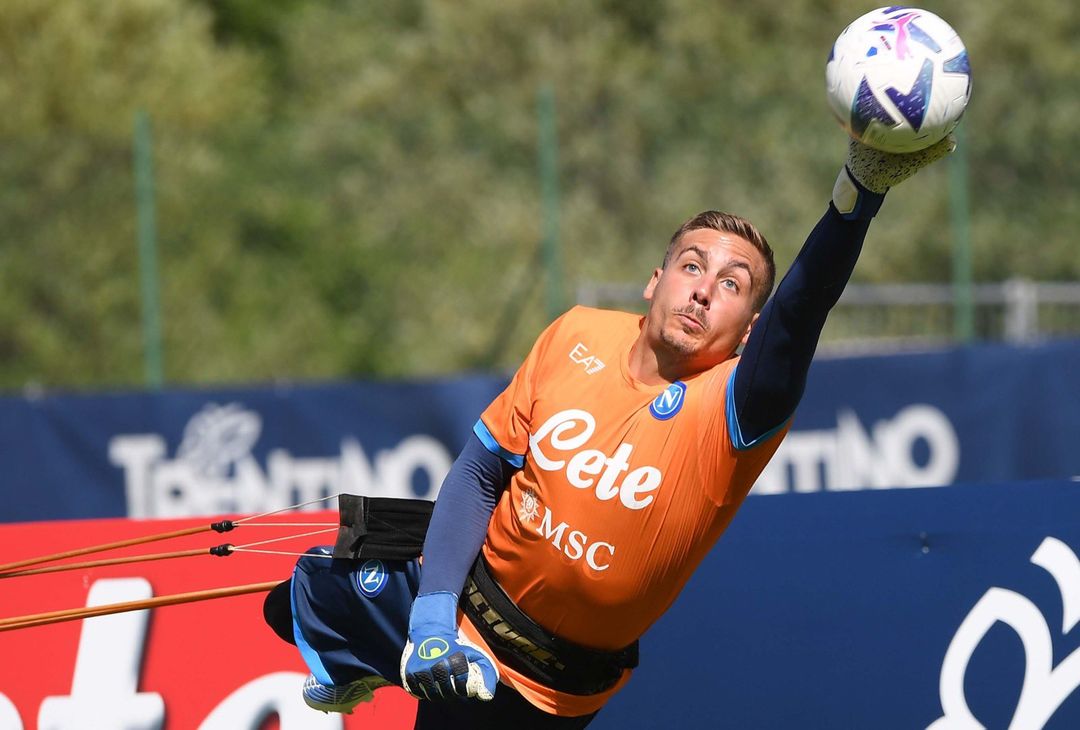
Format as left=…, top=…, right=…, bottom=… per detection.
left=409, top=591, right=459, bottom=637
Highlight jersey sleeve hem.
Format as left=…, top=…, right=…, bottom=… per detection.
left=473, top=419, right=525, bottom=469
left=724, top=367, right=791, bottom=451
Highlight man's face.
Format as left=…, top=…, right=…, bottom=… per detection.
left=642, top=227, right=766, bottom=372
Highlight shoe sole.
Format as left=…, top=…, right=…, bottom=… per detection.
left=303, top=676, right=391, bottom=714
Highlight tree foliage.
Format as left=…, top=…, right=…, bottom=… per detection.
left=1, top=0, right=1076, bottom=391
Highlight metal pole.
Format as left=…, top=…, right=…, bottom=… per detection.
left=949, top=124, right=974, bottom=343
left=134, top=109, right=164, bottom=388
left=538, top=85, right=565, bottom=320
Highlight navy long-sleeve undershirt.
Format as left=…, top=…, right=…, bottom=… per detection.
left=418, top=434, right=513, bottom=596
left=731, top=202, right=875, bottom=444
left=418, top=198, right=882, bottom=598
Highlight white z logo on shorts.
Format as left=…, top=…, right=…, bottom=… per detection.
left=355, top=559, right=388, bottom=598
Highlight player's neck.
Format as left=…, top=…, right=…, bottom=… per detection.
left=628, top=336, right=698, bottom=386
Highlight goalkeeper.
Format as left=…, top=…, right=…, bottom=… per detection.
left=269, top=136, right=955, bottom=728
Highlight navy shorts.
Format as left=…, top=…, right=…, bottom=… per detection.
left=290, top=546, right=420, bottom=685
left=289, top=546, right=599, bottom=729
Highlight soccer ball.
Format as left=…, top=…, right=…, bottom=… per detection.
left=825, top=7, right=971, bottom=153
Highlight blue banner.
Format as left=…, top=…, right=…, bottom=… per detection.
left=759, top=338, right=1080, bottom=495
left=596, top=479, right=1080, bottom=729
left=1, top=339, right=1079, bottom=522
left=0, top=377, right=504, bottom=522
left=2, top=341, right=1080, bottom=726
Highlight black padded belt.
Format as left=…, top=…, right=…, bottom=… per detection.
left=461, top=555, right=638, bottom=695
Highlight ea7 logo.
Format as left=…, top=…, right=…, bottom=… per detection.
left=569, top=342, right=605, bottom=375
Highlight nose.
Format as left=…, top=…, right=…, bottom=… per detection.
left=691, top=282, right=710, bottom=308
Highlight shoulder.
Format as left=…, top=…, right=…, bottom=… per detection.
left=557, top=306, right=641, bottom=338
left=543, top=306, right=641, bottom=359
left=525, top=306, right=639, bottom=374
left=715, top=354, right=740, bottom=381
left=684, top=353, right=740, bottom=399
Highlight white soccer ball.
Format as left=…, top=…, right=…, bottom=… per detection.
left=825, top=7, right=971, bottom=153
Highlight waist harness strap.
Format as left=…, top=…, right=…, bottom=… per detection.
left=461, top=556, right=638, bottom=696
left=332, top=495, right=433, bottom=561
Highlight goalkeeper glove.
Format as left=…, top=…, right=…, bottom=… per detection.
left=400, top=592, right=499, bottom=701
left=832, top=134, right=957, bottom=220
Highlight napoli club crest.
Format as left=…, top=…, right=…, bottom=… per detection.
left=354, top=558, right=388, bottom=598
left=650, top=381, right=687, bottom=421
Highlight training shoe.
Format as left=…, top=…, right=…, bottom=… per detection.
left=302, top=673, right=391, bottom=714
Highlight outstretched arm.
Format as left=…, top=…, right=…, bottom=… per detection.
left=729, top=137, right=956, bottom=447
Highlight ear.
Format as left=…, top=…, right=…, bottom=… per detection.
left=643, top=268, right=663, bottom=302
left=739, top=312, right=760, bottom=348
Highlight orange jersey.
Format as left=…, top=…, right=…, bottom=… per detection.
left=458, top=306, right=789, bottom=716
